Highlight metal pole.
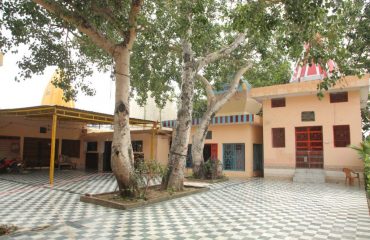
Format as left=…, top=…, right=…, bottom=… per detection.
left=49, top=113, right=57, bottom=185
left=150, top=122, right=158, bottom=160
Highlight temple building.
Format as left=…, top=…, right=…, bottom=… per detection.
left=0, top=57, right=369, bottom=184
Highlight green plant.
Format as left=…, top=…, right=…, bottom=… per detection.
left=134, top=160, right=167, bottom=199
left=0, top=225, right=18, bottom=236
left=202, top=159, right=223, bottom=180
left=351, top=139, right=370, bottom=195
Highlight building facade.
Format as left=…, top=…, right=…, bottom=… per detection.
left=250, top=75, right=369, bottom=182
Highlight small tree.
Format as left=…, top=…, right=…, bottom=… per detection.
left=135, top=160, right=167, bottom=199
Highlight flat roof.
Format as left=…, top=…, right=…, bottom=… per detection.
left=0, top=105, right=155, bottom=125
left=250, top=74, right=369, bottom=100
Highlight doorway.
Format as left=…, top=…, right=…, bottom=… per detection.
left=204, top=144, right=218, bottom=162
left=103, top=141, right=112, bottom=172
left=295, top=126, right=323, bottom=168
left=253, top=144, right=263, bottom=177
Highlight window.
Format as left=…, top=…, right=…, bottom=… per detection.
left=87, top=142, right=97, bottom=151
left=330, top=92, right=348, bottom=103
left=271, top=98, right=286, bottom=108
left=333, top=125, right=350, bottom=147
left=272, top=128, right=285, bottom=148
left=223, top=143, right=245, bottom=171
left=62, top=140, right=80, bottom=158
left=132, top=141, right=143, bottom=152
left=206, top=131, right=212, bottom=139
left=301, top=111, right=315, bottom=121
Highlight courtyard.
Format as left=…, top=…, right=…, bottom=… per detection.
left=0, top=170, right=369, bottom=239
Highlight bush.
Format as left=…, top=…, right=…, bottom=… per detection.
left=0, top=225, right=17, bottom=236
left=202, top=159, right=223, bottom=180
left=134, top=160, right=167, bottom=199
left=351, top=140, right=370, bottom=196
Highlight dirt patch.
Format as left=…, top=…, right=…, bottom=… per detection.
left=0, top=224, right=18, bottom=236
left=80, top=186, right=209, bottom=210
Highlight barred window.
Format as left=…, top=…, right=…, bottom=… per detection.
left=272, top=128, right=285, bottom=148
left=223, top=143, right=245, bottom=171
left=333, top=125, right=350, bottom=147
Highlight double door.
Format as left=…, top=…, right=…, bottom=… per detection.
left=295, top=126, right=323, bottom=169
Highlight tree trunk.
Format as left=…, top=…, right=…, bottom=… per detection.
left=111, top=48, right=138, bottom=197
left=191, top=110, right=214, bottom=178
left=162, top=39, right=195, bottom=191
left=191, top=66, right=251, bottom=178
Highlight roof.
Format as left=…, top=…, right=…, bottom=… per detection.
left=250, top=75, right=370, bottom=108
left=0, top=105, right=155, bottom=125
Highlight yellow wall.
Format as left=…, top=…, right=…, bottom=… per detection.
left=262, top=91, right=363, bottom=173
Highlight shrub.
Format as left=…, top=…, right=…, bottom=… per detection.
left=134, top=160, right=167, bottom=199
left=202, top=159, right=223, bottom=180
left=0, top=225, right=17, bottom=236
left=351, top=140, right=370, bottom=195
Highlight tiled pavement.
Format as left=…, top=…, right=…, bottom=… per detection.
left=0, top=170, right=369, bottom=239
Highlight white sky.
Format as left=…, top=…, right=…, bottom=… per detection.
left=0, top=46, right=116, bottom=114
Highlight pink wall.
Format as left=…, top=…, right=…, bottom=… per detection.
left=263, top=91, right=363, bottom=171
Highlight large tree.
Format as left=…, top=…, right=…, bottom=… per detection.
left=132, top=0, right=369, bottom=184
left=1, top=0, right=146, bottom=196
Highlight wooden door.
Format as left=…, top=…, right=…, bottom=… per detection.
left=295, top=126, right=323, bottom=169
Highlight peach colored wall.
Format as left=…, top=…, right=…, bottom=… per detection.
left=0, top=116, right=169, bottom=170
left=82, top=131, right=170, bottom=170
left=216, top=91, right=247, bottom=116
left=188, top=123, right=263, bottom=178
left=0, top=116, right=84, bottom=162
left=156, top=135, right=170, bottom=165
left=263, top=91, right=363, bottom=172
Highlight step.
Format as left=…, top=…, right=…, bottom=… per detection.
left=293, top=169, right=325, bottom=183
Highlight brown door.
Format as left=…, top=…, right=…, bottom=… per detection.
left=295, top=126, right=323, bottom=169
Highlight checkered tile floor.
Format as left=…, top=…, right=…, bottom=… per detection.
left=0, top=170, right=369, bottom=240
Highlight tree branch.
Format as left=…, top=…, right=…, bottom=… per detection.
left=124, top=0, right=144, bottom=49
left=213, top=63, right=253, bottom=111
left=223, top=63, right=252, bottom=99
left=91, top=5, right=126, bottom=37
left=196, top=74, right=215, bottom=102
left=197, top=33, right=246, bottom=71
left=33, top=0, right=116, bottom=56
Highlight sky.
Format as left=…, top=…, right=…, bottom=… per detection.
left=0, top=46, right=116, bottom=114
